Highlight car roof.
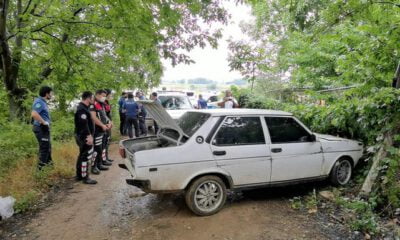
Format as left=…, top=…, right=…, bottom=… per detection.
left=187, top=108, right=293, bottom=116
left=157, top=91, right=186, bottom=95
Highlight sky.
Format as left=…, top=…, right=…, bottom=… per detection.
left=161, top=2, right=253, bottom=83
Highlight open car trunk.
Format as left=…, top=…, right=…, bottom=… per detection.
left=122, top=136, right=175, bottom=155
left=121, top=101, right=189, bottom=156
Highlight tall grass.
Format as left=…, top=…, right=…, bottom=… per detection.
left=0, top=141, right=77, bottom=213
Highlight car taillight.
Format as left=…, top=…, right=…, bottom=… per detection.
left=119, top=147, right=126, bottom=158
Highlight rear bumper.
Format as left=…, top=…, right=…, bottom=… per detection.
left=126, top=179, right=151, bottom=191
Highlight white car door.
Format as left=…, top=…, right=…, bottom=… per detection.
left=210, top=116, right=272, bottom=186
left=264, top=116, right=324, bottom=182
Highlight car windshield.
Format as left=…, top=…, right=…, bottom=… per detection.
left=177, top=112, right=210, bottom=137
left=159, top=95, right=192, bottom=110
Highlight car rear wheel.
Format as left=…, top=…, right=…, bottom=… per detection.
left=330, top=158, right=352, bottom=186
left=185, top=175, right=227, bottom=216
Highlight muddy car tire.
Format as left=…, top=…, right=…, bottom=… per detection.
left=185, top=175, right=227, bottom=216
left=329, top=158, right=352, bottom=186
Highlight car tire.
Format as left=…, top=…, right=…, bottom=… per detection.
left=185, top=175, right=227, bottom=216
left=329, top=158, right=353, bottom=186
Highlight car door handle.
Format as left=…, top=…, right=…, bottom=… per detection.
left=271, top=148, right=282, bottom=153
left=213, top=150, right=226, bottom=156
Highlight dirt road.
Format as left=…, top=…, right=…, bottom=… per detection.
left=1, top=144, right=350, bottom=240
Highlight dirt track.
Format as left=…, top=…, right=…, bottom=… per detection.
left=0, top=144, right=351, bottom=240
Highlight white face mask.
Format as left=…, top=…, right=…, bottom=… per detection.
left=99, top=96, right=106, bottom=102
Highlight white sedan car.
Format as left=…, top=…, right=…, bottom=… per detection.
left=119, top=102, right=363, bottom=216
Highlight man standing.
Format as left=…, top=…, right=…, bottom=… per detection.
left=118, top=92, right=127, bottom=135
left=197, top=94, right=208, bottom=109
left=90, top=90, right=111, bottom=174
left=136, top=91, right=147, bottom=136
left=31, top=86, right=53, bottom=170
left=104, top=89, right=113, bottom=162
left=221, top=90, right=239, bottom=109
left=74, top=91, right=97, bottom=184
left=150, top=92, right=161, bottom=134
left=123, top=93, right=140, bottom=138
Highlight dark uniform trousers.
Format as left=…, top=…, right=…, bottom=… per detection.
left=119, top=111, right=126, bottom=135
left=33, top=125, right=52, bottom=168
left=75, top=136, right=93, bottom=179
left=127, top=117, right=139, bottom=138
left=103, top=129, right=111, bottom=161
left=138, top=115, right=147, bottom=135
left=93, top=132, right=104, bottom=169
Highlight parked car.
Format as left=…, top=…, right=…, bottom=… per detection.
left=119, top=102, right=363, bottom=216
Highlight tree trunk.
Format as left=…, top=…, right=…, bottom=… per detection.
left=0, top=0, right=27, bottom=120
left=359, top=132, right=393, bottom=196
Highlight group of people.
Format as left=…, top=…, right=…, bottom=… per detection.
left=30, top=86, right=237, bottom=185
left=196, top=90, right=239, bottom=109
left=118, top=91, right=161, bottom=138
left=31, top=86, right=115, bottom=184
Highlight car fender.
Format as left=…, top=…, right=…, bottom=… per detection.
left=182, top=167, right=233, bottom=190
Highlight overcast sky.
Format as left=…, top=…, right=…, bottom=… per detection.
left=161, top=2, right=253, bottom=83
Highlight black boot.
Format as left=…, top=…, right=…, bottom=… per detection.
left=83, top=178, right=97, bottom=184
left=98, top=165, right=109, bottom=171
left=102, top=160, right=112, bottom=166
left=91, top=167, right=100, bottom=175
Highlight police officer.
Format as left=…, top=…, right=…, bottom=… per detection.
left=74, top=91, right=97, bottom=184
left=118, top=92, right=127, bottom=135
left=123, top=93, right=140, bottom=138
left=136, top=91, right=147, bottom=136
left=104, top=89, right=113, bottom=162
left=31, top=86, right=53, bottom=170
left=150, top=92, right=161, bottom=134
left=90, top=90, right=111, bottom=174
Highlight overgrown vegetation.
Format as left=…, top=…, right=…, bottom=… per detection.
left=226, top=0, right=400, bottom=236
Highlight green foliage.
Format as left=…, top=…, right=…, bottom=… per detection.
left=0, top=122, right=37, bottom=178
left=0, top=110, right=74, bottom=178
left=336, top=197, right=379, bottom=234
left=50, top=111, right=75, bottom=142
left=13, top=190, right=39, bottom=214
left=241, top=0, right=400, bottom=90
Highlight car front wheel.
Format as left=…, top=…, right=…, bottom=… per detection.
left=185, top=175, right=227, bottom=216
left=330, top=158, right=352, bottom=186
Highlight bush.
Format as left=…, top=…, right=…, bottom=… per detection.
left=0, top=122, right=36, bottom=177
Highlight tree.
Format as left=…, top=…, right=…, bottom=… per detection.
left=0, top=0, right=228, bottom=119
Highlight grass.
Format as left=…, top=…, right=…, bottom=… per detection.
left=0, top=141, right=78, bottom=213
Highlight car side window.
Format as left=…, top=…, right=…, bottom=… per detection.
left=265, top=117, right=311, bottom=143
left=213, top=117, right=265, bottom=146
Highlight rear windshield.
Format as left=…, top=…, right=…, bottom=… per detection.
left=159, top=95, right=192, bottom=110
left=177, top=112, right=211, bottom=137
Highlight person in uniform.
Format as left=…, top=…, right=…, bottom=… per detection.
left=150, top=92, right=161, bottom=134
left=31, top=86, right=53, bottom=170
left=197, top=94, right=208, bottom=109
left=74, top=91, right=97, bottom=184
left=123, top=93, right=140, bottom=138
left=136, top=91, right=147, bottom=136
left=118, top=92, right=127, bottom=135
left=104, top=89, right=113, bottom=162
left=90, top=90, right=111, bottom=174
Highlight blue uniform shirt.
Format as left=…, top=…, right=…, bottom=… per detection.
left=32, top=97, right=51, bottom=126
left=118, top=97, right=126, bottom=113
left=123, top=99, right=139, bottom=118
left=197, top=99, right=208, bottom=109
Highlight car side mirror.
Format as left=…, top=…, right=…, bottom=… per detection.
left=308, top=134, right=316, bottom=142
